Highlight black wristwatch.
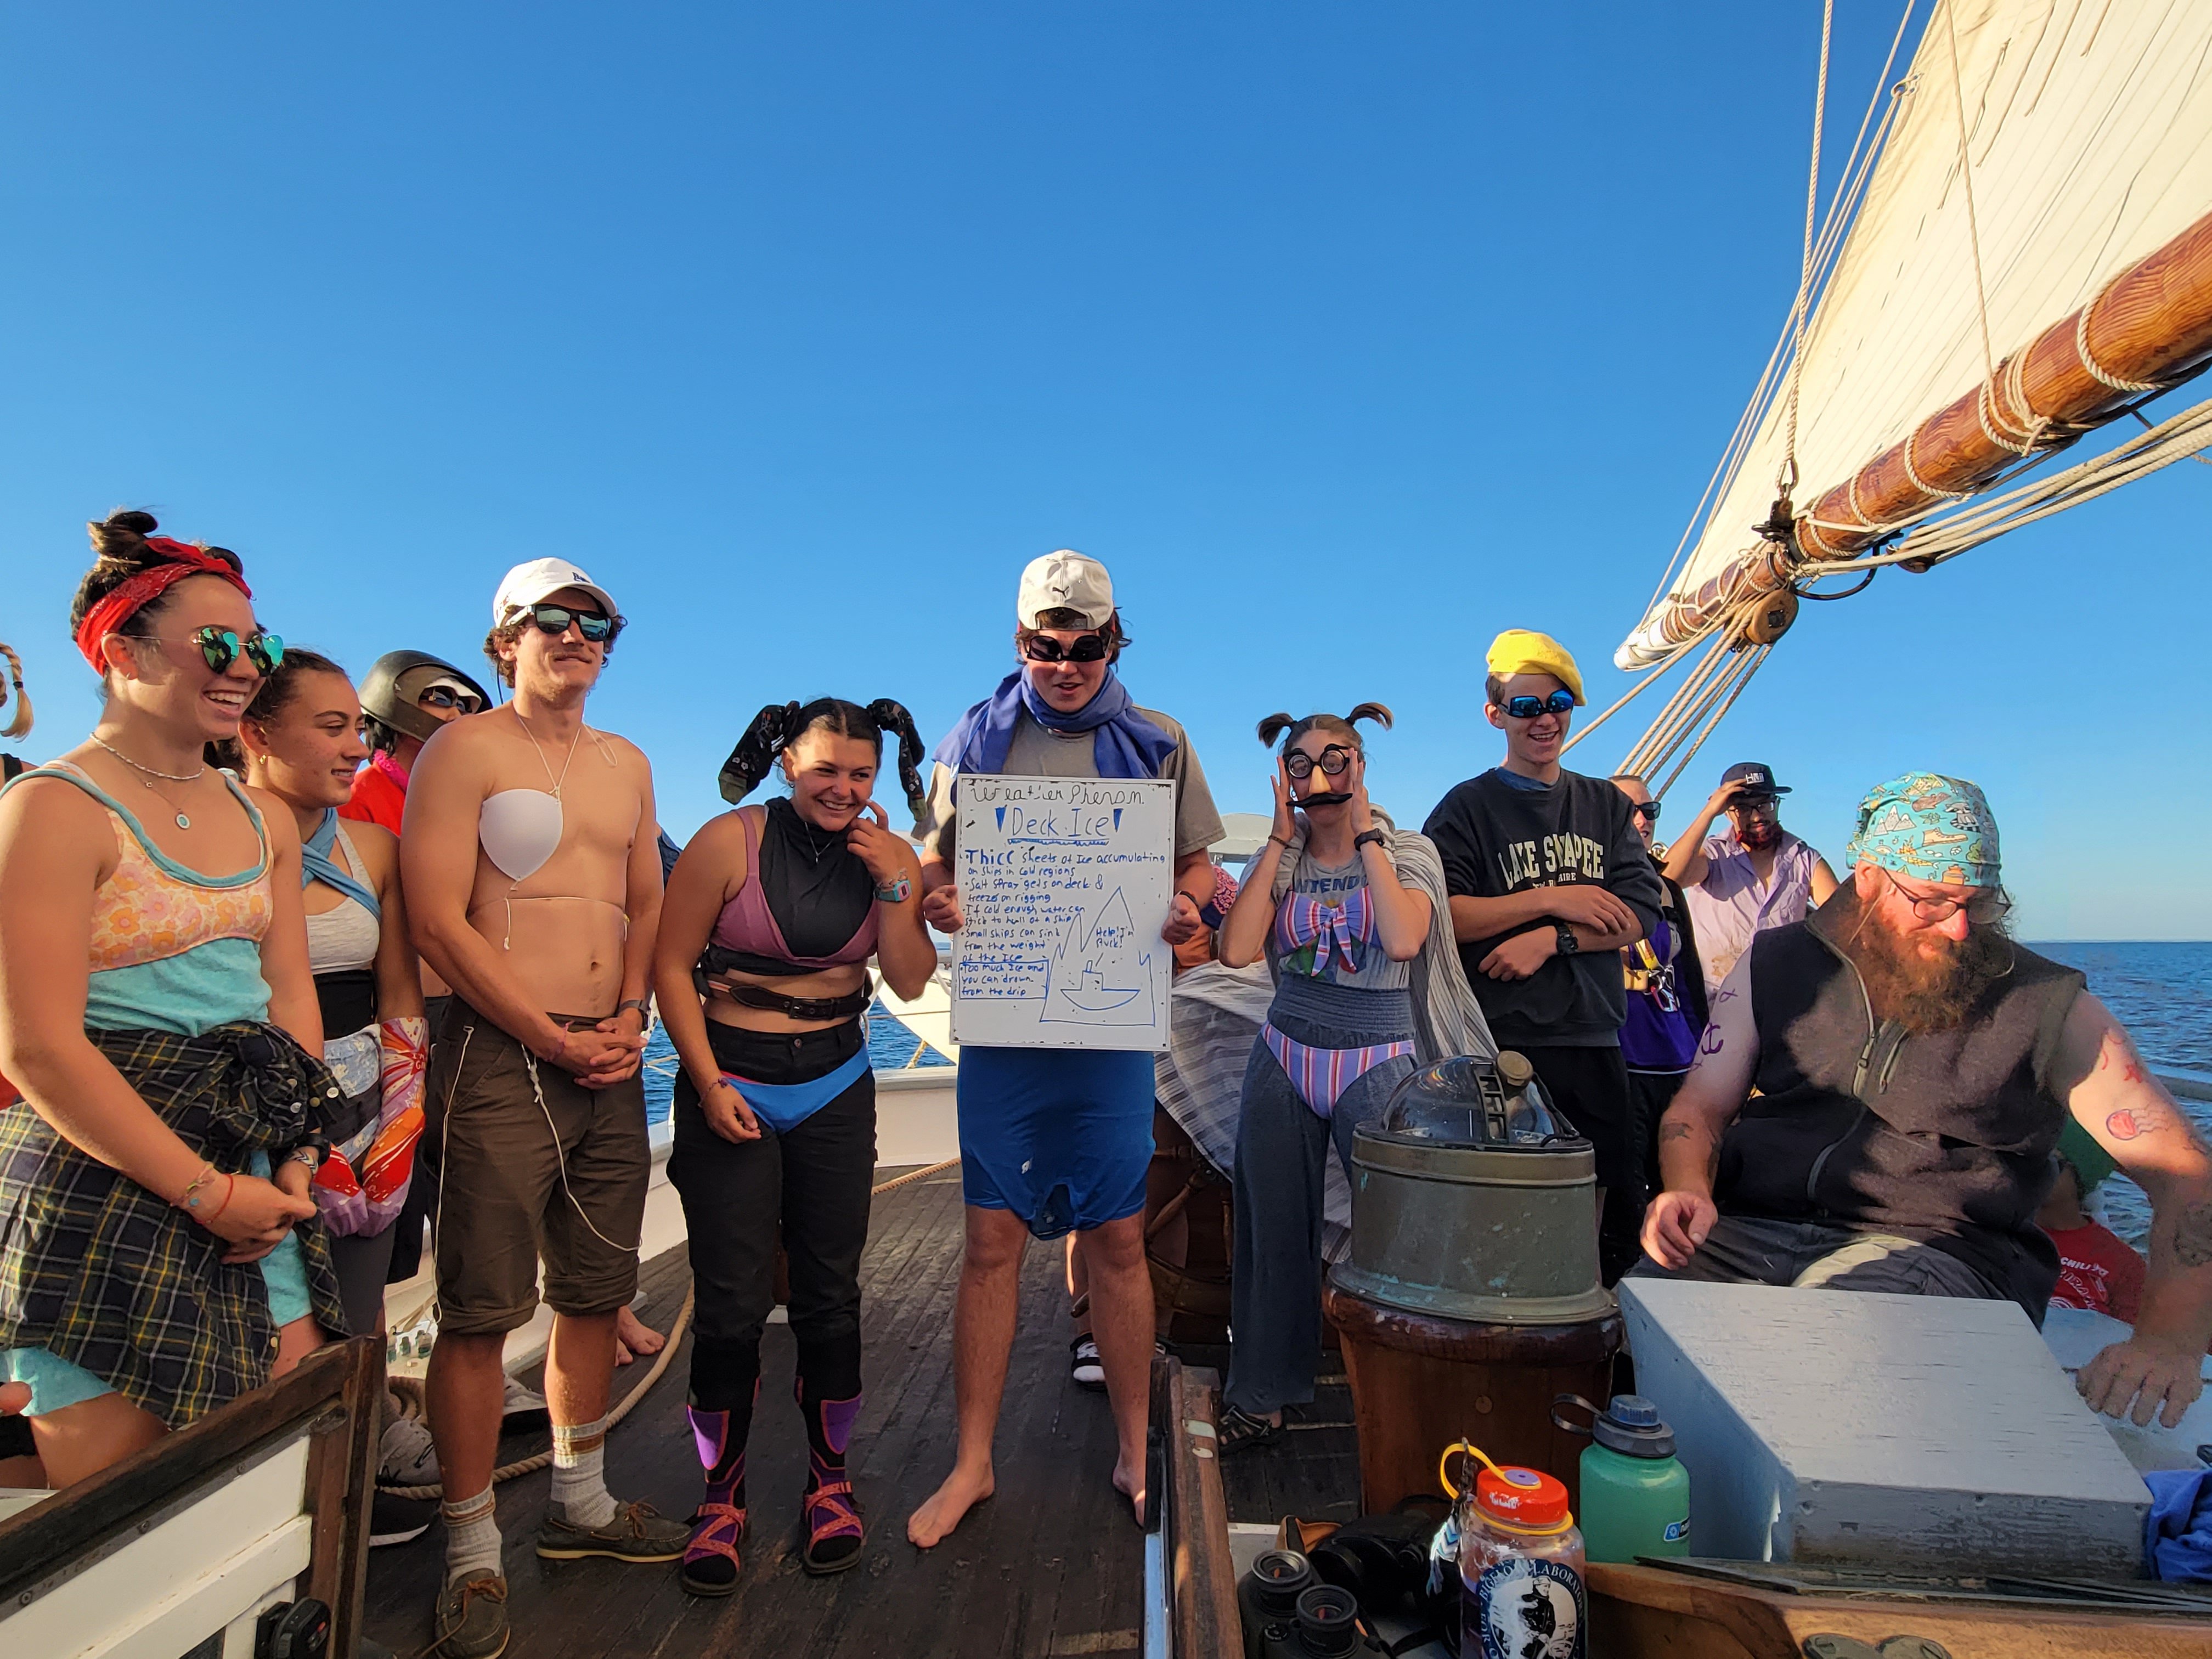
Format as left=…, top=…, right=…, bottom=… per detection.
left=1554, top=924, right=1580, bottom=957
left=1353, top=829, right=1387, bottom=853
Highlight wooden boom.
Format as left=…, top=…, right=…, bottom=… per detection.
left=1644, top=204, right=2212, bottom=657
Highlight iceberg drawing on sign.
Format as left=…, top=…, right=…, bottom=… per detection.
left=1044, top=886, right=1158, bottom=1026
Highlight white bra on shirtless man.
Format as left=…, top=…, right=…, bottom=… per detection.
left=399, top=558, right=682, bottom=1659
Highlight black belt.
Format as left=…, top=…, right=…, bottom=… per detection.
left=706, top=972, right=873, bottom=1023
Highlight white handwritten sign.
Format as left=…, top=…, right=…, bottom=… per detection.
left=950, top=774, right=1176, bottom=1051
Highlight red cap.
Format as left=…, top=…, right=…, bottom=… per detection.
left=1475, top=1465, right=1570, bottom=1530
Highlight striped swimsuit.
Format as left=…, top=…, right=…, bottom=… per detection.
left=1262, top=878, right=1413, bottom=1118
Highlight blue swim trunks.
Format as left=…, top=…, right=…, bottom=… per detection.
left=957, top=1046, right=1155, bottom=1240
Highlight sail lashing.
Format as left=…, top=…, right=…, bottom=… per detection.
left=1617, top=0, right=2212, bottom=677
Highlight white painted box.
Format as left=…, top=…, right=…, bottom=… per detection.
left=1617, top=1278, right=2149, bottom=1577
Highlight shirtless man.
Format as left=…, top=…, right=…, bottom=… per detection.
left=402, top=559, right=681, bottom=1658
left=346, top=647, right=663, bottom=1368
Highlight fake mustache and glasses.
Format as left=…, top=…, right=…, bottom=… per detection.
left=1287, top=744, right=1357, bottom=809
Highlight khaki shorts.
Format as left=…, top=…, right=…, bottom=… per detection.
left=424, top=1001, right=650, bottom=1336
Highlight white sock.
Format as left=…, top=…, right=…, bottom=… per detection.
left=550, top=1413, right=618, bottom=1529
left=442, top=1485, right=503, bottom=1585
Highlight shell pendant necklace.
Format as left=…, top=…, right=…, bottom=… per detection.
left=93, top=736, right=205, bottom=828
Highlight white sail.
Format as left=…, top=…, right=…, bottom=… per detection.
left=1618, top=0, right=2212, bottom=669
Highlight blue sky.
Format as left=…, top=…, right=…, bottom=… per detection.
left=3, top=4, right=2205, bottom=938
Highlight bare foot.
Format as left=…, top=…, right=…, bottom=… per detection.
left=907, top=1463, right=994, bottom=1548
left=1112, top=1459, right=1147, bottom=1527
left=0, top=1381, right=29, bottom=1415
left=614, top=1304, right=664, bottom=1368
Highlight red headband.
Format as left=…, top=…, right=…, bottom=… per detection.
left=74, top=538, right=254, bottom=670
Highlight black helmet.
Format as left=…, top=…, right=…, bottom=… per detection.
left=359, top=651, right=491, bottom=751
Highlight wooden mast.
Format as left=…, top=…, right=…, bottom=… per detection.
left=1640, top=204, right=2212, bottom=658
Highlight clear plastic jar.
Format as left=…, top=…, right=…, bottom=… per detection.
left=1441, top=1443, right=1587, bottom=1659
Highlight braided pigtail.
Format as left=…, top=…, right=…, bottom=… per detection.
left=718, top=701, right=802, bottom=804
left=866, top=698, right=929, bottom=826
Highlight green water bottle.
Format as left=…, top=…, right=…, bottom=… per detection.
left=1554, top=1393, right=1690, bottom=1564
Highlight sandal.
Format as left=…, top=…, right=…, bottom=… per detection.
left=800, top=1479, right=866, bottom=1575
left=1218, top=1406, right=1283, bottom=1455
left=679, top=1501, right=745, bottom=1597
left=1070, top=1336, right=1106, bottom=1391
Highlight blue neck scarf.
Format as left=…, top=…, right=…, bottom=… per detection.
left=935, top=669, right=1177, bottom=781
left=302, top=808, right=382, bottom=918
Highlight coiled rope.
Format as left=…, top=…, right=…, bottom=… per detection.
left=379, top=1156, right=961, bottom=1500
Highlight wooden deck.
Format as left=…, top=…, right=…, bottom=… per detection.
left=363, top=1167, right=1147, bottom=1659
left=1184, top=1344, right=1363, bottom=1533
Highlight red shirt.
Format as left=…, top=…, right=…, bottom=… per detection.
left=341, top=752, right=408, bottom=833
left=2044, top=1220, right=2146, bottom=1324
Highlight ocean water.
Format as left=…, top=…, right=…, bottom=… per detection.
left=641, top=1004, right=950, bottom=1125
left=2032, top=941, right=2212, bottom=1246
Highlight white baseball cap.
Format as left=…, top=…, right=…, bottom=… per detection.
left=1016, top=550, right=1114, bottom=630
left=492, top=558, right=620, bottom=625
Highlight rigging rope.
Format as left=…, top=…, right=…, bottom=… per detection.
left=1781, top=0, right=1836, bottom=496
left=1640, top=0, right=1918, bottom=621
left=1655, top=648, right=1771, bottom=802
left=1795, top=393, right=2212, bottom=575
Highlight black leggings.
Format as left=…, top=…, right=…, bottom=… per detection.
left=668, top=1019, right=876, bottom=1411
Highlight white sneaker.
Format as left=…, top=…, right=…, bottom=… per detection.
left=378, top=1408, right=439, bottom=1487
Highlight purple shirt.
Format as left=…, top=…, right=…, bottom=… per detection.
left=1621, top=918, right=1698, bottom=1072
left=1683, top=831, right=1820, bottom=997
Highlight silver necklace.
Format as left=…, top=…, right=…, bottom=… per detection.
left=94, top=735, right=205, bottom=828
left=512, top=708, right=586, bottom=799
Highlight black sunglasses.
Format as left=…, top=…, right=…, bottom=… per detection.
left=1022, top=632, right=1110, bottom=663
left=1284, top=744, right=1356, bottom=780
left=523, top=602, right=623, bottom=645
left=166, top=625, right=284, bottom=676
left=1630, top=800, right=1662, bottom=822
left=417, top=686, right=484, bottom=713
left=1500, top=689, right=1576, bottom=720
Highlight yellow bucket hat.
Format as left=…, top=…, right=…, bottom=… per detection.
left=1486, top=629, right=1584, bottom=706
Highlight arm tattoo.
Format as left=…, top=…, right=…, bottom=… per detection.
left=2098, top=1028, right=2147, bottom=1086
left=2174, top=1200, right=2212, bottom=1270
left=1659, top=1122, right=1693, bottom=1143
left=2106, top=1109, right=2145, bottom=1141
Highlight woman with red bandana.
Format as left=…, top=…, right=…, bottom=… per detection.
left=0, top=510, right=346, bottom=1489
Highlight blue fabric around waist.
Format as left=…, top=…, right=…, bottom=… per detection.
left=721, top=1043, right=873, bottom=1135
left=956, top=1046, right=1155, bottom=1240
left=1263, top=976, right=1415, bottom=1049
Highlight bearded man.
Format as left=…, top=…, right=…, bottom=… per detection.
left=1637, top=772, right=2212, bottom=1430
left=1662, top=761, right=1838, bottom=998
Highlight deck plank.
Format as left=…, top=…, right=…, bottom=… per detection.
left=363, top=1169, right=1146, bottom=1658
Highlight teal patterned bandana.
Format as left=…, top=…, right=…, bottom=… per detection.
left=1845, top=771, right=2001, bottom=888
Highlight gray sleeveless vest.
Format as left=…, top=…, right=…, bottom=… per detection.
left=1718, top=911, right=2085, bottom=1317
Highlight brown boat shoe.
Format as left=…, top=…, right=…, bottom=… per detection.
left=431, top=1572, right=509, bottom=1659
left=535, top=1499, right=691, bottom=1562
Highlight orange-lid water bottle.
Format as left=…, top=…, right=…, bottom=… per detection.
left=1440, top=1441, right=1585, bottom=1659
